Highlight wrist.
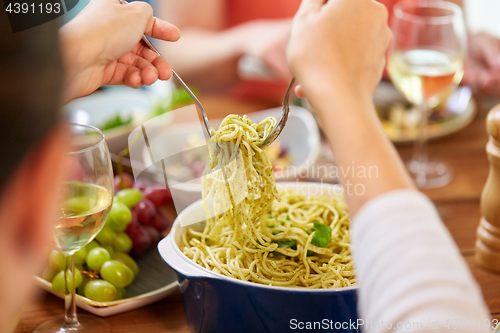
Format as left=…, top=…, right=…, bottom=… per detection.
left=298, top=70, right=374, bottom=114
left=58, top=21, right=91, bottom=102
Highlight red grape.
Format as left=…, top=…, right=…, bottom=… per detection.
left=114, top=173, right=134, bottom=191
left=143, top=226, right=161, bottom=244
left=135, top=199, right=156, bottom=224
left=143, top=186, right=173, bottom=207
left=127, top=223, right=152, bottom=258
left=142, top=211, right=171, bottom=233
left=124, top=209, right=138, bottom=234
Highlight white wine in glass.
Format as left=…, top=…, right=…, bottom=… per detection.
left=55, top=181, right=112, bottom=253
left=388, top=0, right=467, bottom=188
left=34, top=124, right=114, bottom=333
left=388, top=48, right=464, bottom=107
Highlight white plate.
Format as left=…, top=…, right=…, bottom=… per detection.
left=34, top=248, right=178, bottom=317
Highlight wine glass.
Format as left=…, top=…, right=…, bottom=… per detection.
left=34, top=124, right=114, bottom=333
left=387, top=0, right=467, bottom=188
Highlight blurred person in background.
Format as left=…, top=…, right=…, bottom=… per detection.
left=0, top=0, right=179, bottom=330
left=158, top=0, right=500, bottom=101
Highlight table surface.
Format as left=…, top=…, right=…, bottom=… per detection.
left=13, top=95, right=500, bottom=333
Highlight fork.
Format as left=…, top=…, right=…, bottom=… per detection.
left=119, top=0, right=293, bottom=147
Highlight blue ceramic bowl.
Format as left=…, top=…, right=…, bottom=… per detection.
left=158, top=182, right=359, bottom=333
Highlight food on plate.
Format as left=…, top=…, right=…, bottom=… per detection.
left=181, top=115, right=355, bottom=288
left=97, top=86, right=197, bottom=132
left=42, top=176, right=174, bottom=301
left=100, top=113, right=133, bottom=131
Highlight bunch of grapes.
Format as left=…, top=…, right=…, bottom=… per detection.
left=42, top=174, right=173, bottom=302
left=116, top=174, right=173, bottom=257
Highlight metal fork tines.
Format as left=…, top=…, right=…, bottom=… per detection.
left=259, top=77, right=294, bottom=149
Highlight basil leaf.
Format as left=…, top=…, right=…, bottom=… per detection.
left=275, top=239, right=296, bottom=249
left=311, top=221, right=331, bottom=248
left=271, top=239, right=296, bottom=256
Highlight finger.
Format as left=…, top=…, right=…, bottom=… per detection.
left=125, top=68, right=143, bottom=89
left=146, top=17, right=181, bottom=42
left=126, top=1, right=180, bottom=41
left=106, top=61, right=153, bottom=88
left=132, top=56, right=159, bottom=86
left=295, top=84, right=306, bottom=98
left=105, top=62, right=130, bottom=86
left=138, top=46, right=173, bottom=80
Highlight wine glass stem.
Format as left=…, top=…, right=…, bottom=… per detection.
left=63, top=254, right=80, bottom=328
left=413, top=102, right=430, bottom=186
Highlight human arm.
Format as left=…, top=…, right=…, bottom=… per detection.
left=288, top=0, right=411, bottom=214
left=157, top=0, right=292, bottom=92
left=59, top=0, right=181, bottom=103
left=287, top=0, right=489, bottom=330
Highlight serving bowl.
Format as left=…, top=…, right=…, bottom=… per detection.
left=158, top=182, right=358, bottom=333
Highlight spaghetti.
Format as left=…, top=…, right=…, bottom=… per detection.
left=181, top=115, right=355, bottom=288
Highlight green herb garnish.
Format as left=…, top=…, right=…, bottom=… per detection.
left=271, top=239, right=296, bottom=256
left=100, top=114, right=133, bottom=131
left=309, top=221, right=332, bottom=254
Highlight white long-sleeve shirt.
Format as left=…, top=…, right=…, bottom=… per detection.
left=352, top=189, right=492, bottom=332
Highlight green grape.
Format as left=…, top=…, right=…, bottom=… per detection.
left=100, top=260, right=134, bottom=288
left=107, top=202, right=132, bottom=232
left=74, top=247, right=88, bottom=265
left=102, top=244, right=115, bottom=258
left=113, top=233, right=132, bottom=253
left=48, top=250, right=65, bottom=272
left=86, top=247, right=111, bottom=270
left=95, top=226, right=116, bottom=245
left=42, top=266, right=57, bottom=282
left=65, top=256, right=85, bottom=271
left=77, top=277, right=90, bottom=296
left=114, top=189, right=142, bottom=208
left=86, top=240, right=100, bottom=252
left=84, top=280, right=117, bottom=302
left=51, top=271, right=66, bottom=294
left=51, top=269, right=82, bottom=294
left=61, top=196, right=91, bottom=215
left=114, top=287, right=127, bottom=301
left=112, top=252, right=139, bottom=276
left=65, top=268, right=82, bottom=291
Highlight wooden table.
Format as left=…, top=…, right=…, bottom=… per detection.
left=13, top=96, right=500, bottom=332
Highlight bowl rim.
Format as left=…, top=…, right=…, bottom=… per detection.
left=159, top=181, right=358, bottom=293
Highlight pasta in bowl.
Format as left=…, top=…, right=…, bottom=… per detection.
left=158, top=182, right=359, bottom=333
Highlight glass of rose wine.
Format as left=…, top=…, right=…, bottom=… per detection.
left=387, top=0, right=467, bottom=188
left=34, top=124, right=114, bottom=333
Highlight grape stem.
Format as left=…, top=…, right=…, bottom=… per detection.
left=117, top=147, right=129, bottom=191
left=81, top=269, right=100, bottom=280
